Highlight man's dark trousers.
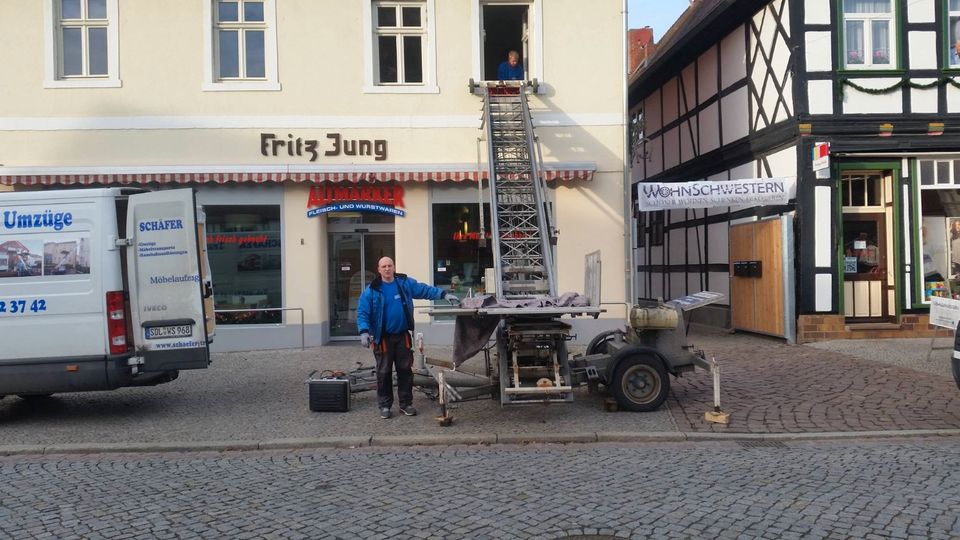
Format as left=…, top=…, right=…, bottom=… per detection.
left=374, top=332, right=413, bottom=409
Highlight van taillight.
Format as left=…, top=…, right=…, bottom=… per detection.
left=106, top=291, right=128, bottom=355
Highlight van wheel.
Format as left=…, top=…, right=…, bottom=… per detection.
left=18, top=393, right=54, bottom=400
left=610, top=354, right=669, bottom=412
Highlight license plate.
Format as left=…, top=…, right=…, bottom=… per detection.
left=145, top=324, right=192, bottom=339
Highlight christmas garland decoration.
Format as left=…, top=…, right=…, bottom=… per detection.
left=839, top=76, right=960, bottom=98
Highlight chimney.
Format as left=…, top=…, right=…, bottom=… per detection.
left=628, top=27, right=655, bottom=74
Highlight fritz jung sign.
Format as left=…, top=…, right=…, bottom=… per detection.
left=636, top=177, right=796, bottom=211
left=306, top=185, right=406, bottom=217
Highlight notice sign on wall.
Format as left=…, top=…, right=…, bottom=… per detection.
left=636, top=177, right=796, bottom=210
left=929, top=296, right=960, bottom=329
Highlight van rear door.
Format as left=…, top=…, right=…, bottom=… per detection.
left=126, top=189, right=210, bottom=372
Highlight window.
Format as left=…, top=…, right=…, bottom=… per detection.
left=635, top=209, right=646, bottom=248
left=918, top=159, right=960, bottom=186
left=949, top=0, right=960, bottom=67
left=473, top=0, right=542, bottom=83
left=650, top=211, right=665, bottom=247
left=841, top=173, right=884, bottom=208
left=43, top=0, right=120, bottom=88
left=841, top=0, right=895, bottom=69
left=375, top=2, right=425, bottom=84
left=432, top=203, right=494, bottom=296
left=364, top=1, right=437, bottom=93
left=203, top=0, right=279, bottom=91
left=204, top=206, right=282, bottom=325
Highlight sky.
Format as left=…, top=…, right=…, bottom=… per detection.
left=628, top=0, right=691, bottom=41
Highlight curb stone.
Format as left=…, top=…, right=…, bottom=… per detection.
left=2, top=429, right=959, bottom=457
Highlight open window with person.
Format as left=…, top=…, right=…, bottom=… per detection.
left=475, top=1, right=541, bottom=82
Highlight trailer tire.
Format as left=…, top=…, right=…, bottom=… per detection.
left=586, top=330, right=621, bottom=356
left=610, top=353, right=669, bottom=412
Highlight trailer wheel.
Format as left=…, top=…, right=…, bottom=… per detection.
left=586, top=330, right=621, bottom=356
left=610, top=354, right=669, bottom=412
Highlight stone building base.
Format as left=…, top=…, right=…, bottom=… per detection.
left=797, top=314, right=949, bottom=343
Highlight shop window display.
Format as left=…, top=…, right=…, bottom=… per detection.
left=204, top=205, right=282, bottom=324
left=919, top=188, right=960, bottom=301
left=432, top=203, right=493, bottom=298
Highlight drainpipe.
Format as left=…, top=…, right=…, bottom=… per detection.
left=622, top=0, right=634, bottom=313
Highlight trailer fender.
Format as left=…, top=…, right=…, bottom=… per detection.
left=586, top=329, right=625, bottom=356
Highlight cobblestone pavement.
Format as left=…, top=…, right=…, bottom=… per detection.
left=671, top=330, right=960, bottom=433
left=1, top=438, right=958, bottom=539
left=3, top=328, right=960, bottom=446
left=0, top=343, right=676, bottom=446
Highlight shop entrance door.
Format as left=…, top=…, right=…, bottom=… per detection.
left=841, top=215, right=890, bottom=321
left=328, top=233, right=394, bottom=339
left=840, top=171, right=895, bottom=322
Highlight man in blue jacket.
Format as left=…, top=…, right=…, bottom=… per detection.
left=357, top=256, right=458, bottom=419
left=497, top=50, right=524, bottom=81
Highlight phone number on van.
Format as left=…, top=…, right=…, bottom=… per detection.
left=0, top=299, right=48, bottom=314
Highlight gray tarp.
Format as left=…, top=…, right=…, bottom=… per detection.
left=452, top=293, right=590, bottom=366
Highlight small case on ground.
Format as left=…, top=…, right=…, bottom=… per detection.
left=306, top=371, right=351, bottom=412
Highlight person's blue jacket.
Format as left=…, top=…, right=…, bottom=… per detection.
left=497, top=61, right=524, bottom=81
left=357, top=273, right=446, bottom=345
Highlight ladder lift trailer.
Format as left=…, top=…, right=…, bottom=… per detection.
left=346, top=83, right=722, bottom=422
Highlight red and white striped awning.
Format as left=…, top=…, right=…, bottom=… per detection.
left=0, top=167, right=595, bottom=186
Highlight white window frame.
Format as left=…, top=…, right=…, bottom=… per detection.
left=363, top=0, right=438, bottom=94
left=43, top=0, right=121, bottom=88
left=471, top=0, right=543, bottom=83
left=203, top=0, right=280, bottom=92
left=841, top=0, right=896, bottom=70
left=949, top=0, right=960, bottom=67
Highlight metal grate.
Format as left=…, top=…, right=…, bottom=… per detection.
left=737, top=440, right=788, bottom=448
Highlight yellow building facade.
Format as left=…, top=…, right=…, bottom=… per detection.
left=0, top=0, right=629, bottom=350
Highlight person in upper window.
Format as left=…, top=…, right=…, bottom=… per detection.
left=496, top=50, right=524, bottom=81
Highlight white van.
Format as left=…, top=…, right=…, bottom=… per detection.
left=0, top=187, right=215, bottom=400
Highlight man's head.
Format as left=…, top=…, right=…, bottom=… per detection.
left=377, top=256, right=396, bottom=282
left=507, top=50, right=519, bottom=67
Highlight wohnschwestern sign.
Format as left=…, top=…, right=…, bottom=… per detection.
left=636, top=177, right=796, bottom=211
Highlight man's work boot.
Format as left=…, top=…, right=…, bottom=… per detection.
left=380, top=407, right=392, bottom=419
left=399, top=405, right=418, bottom=416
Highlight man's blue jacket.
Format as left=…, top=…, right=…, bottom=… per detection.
left=356, top=273, right=446, bottom=345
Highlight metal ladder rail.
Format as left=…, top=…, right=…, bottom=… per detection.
left=518, top=92, right=557, bottom=296
left=482, top=88, right=556, bottom=299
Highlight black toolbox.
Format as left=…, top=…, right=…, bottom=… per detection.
left=306, top=371, right=351, bottom=412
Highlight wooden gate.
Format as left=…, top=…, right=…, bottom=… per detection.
left=730, top=218, right=785, bottom=337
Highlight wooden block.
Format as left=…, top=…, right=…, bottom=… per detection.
left=704, top=410, right=730, bottom=424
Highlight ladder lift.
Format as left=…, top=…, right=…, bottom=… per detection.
left=480, top=83, right=592, bottom=406
left=406, top=82, right=722, bottom=422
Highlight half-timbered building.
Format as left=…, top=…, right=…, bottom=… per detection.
left=630, top=0, right=960, bottom=342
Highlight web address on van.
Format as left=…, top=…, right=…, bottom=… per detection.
left=155, top=340, right=204, bottom=349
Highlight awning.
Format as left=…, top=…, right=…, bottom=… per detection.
left=0, top=164, right=596, bottom=186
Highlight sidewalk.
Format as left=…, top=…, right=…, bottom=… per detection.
left=2, top=326, right=959, bottom=454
